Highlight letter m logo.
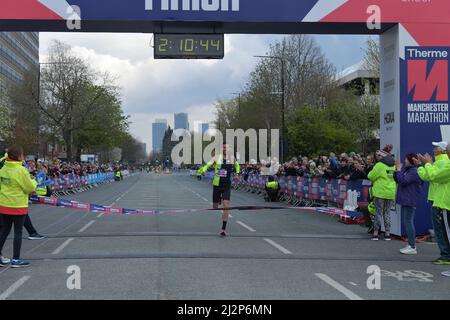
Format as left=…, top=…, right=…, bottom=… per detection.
left=408, top=60, right=449, bottom=102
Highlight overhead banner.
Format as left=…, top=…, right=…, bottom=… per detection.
left=3, top=0, right=450, bottom=24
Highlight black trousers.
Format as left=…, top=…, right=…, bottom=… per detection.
left=0, top=214, right=37, bottom=235
left=0, top=215, right=27, bottom=259
left=265, top=189, right=280, bottom=202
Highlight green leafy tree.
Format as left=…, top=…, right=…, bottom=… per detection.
left=119, top=134, right=146, bottom=164
left=4, top=70, right=41, bottom=154
left=286, top=105, right=356, bottom=158
left=73, top=84, right=129, bottom=160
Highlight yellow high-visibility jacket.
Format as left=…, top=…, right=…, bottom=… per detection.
left=0, top=160, right=37, bottom=213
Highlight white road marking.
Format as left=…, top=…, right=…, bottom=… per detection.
left=78, top=220, right=95, bottom=233
left=24, top=211, right=91, bottom=255
left=97, top=212, right=105, bottom=218
left=264, top=238, right=292, bottom=254
left=114, top=186, right=135, bottom=203
left=229, top=214, right=233, bottom=218
left=315, top=273, right=364, bottom=300
left=0, top=276, right=31, bottom=300
left=176, top=181, right=209, bottom=202
left=52, top=238, right=74, bottom=255
left=115, top=193, right=126, bottom=202
left=236, top=220, right=256, bottom=232
left=191, top=190, right=209, bottom=202
left=349, top=282, right=358, bottom=286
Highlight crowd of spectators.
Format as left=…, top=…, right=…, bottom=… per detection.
left=240, top=151, right=377, bottom=181
left=24, top=159, right=118, bottom=178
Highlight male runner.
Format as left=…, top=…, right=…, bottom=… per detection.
left=197, top=144, right=240, bottom=237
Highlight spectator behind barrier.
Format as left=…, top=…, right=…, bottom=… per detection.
left=394, top=153, right=423, bottom=255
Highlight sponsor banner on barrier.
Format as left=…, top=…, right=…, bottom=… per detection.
left=37, top=172, right=115, bottom=190
left=31, top=194, right=363, bottom=221
left=204, top=173, right=372, bottom=207
left=43, top=196, right=57, bottom=205
left=107, top=207, right=123, bottom=214
left=58, top=199, right=73, bottom=207
left=74, top=202, right=90, bottom=210
left=122, top=208, right=141, bottom=215
left=91, top=204, right=106, bottom=212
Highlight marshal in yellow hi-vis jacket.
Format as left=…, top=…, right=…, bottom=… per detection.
left=0, top=160, right=37, bottom=213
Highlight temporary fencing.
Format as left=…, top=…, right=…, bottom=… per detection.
left=199, top=172, right=368, bottom=224
left=37, top=171, right=135, bottom=197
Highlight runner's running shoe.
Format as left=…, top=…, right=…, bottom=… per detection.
left=432, top=259, right=450, bottom=265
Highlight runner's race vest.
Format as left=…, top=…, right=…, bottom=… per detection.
left=212, top=155, right=240, bottom=187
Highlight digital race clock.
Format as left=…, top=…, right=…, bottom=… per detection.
left=154, top=34, right=224, bottom=59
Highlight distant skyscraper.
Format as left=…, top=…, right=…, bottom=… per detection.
left=198, top=123, right=210, bottom=135
left=152, top=119, right=167, bottom=153
left=174, top=113, right=189, bottom=130
left=139, top=142, right=147, bottom=155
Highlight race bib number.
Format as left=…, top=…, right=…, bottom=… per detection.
left=217, top=169, right=228, bottom=177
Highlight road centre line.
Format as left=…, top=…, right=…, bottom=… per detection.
left=264, top=238, right=292, bottom=254
left=315, top=273, right=364, bottom=300
left=0, top=276, right=31, bottom=300
left=236, top=220, right=256, bottom=232
left=52, top=238, right=74, bottom=255
left=78, top=220, right=95, bottom=233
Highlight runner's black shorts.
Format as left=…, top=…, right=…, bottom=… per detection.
left=213, top=185, right=231, bottom=203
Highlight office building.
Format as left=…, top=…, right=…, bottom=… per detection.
left=0, top=32, right=39, bottom=92
left=198, top=122, right=210, bottom=135
left=174, top=113, right=189, bottom=130
left=152, top=119, right=168, bottom=152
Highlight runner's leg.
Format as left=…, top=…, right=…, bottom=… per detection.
left=222, top=200, right=230, bottom=230
left=220, top=187, right=231, bottom=236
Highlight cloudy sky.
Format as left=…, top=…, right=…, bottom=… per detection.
left=39, top=33, right=373, bottom=153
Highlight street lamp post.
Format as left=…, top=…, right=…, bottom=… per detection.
left=254, top=55, right=286, bottom=163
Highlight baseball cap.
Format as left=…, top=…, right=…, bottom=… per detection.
left=432, top=141, right=448, bottom=151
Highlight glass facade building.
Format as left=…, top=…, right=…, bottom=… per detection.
left=152, top=119, right=168, bottom=153
left=0, top=32, right=39, bottom=91
left=174, top=113, right=189, bottom=130
left=198, top=123, right=209, bottom=135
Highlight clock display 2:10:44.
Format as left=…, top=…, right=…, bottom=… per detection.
left=157, top=38, right=222, bottom=53
left=154, top=34, right=225, bottom=59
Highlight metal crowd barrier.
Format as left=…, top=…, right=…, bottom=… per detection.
left=199, top=172, right=372, bottom=209
left=37, top=172, right=138, bottom=197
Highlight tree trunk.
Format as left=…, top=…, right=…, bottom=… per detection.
left=63, top=130, right=73, bottom=161
left=75, top=146, right=82, bottom=162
